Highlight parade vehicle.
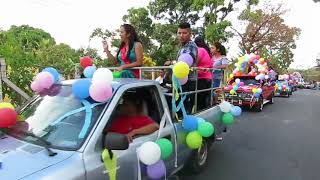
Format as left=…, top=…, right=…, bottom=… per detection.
left=218, top=74, right=275, bottom=112
left=275, top=80, right=292, bottom=97
left=0, top=66, right=239, bottom=180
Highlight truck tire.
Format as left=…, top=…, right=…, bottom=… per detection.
left=286, top=92, right=290, bottom=98
left=185, top=139, right=210, bottom=174
left=269, top=93, right=274, bottom=104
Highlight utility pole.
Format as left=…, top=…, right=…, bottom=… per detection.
left=0, top=58, right=4, bottom=102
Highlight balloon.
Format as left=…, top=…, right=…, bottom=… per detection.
left=47, top=84, right=62, bottom=97
left=182, top=115, right=198, bottom=132
left=178, top=53, right=193, bottom=67
left=198, top=122, right=214, bottom=137
left=265, top=75, right=269, bottom=79
left=233, top=85, right=239, bottom=91
left=254, top=93, right=261, bottom=98
left=240, top=82, right=245, bottom=86
left=178, top=76, right=188, bottom=85
left=173, top=62, right=190, bottom=79
left=42, top=67, right=60, bottom=83
left=36, top=72, right=54, bottom=89
left=219, top=101, right=232, bottom=113
left=0, top=108, right=17, bottom=128
left=92, top=68, right=113, bottom=84
left=89, top=82, right=113, bottom=102
left=156, top=138, right=173, bottom=160
left=80, top=56, right=93, bottom=68
left=72, top=79, right=91, bottom=99
left=222, top=113, right=234, bottom=125
left=138, top=142, right=161, bottom=165
left=257, top=88, right=263, bottom=94
left=83, top=66, right=96, bottom=78
left=230, top=89, right=236, bottom=95
left=229, top=74, right=234, bottom=79
left=235, top=78, right=241, bottom=84
left=31, top=81, right=44, bottom=93
left=186, top=131, right=203, bottom=149
left=146, top=160, right=166, bottom=180
left=197, top=117, right=206, bottom=125
left=0, top=102, right=14, bottom=110
left=252, top=88, right=257, bottom=93
left=230, top=106, right=242, bottom=117
left=112, top=71, right=121, bottom=78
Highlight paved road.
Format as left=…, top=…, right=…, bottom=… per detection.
left=181, top=89, right=320, bottom=180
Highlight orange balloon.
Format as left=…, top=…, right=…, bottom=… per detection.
left=235, top=72, right=242, bottom=76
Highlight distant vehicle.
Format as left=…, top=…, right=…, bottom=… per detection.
left=217, top=75, right=275, bottom=112
left=275, top=80, right=292, bottom=97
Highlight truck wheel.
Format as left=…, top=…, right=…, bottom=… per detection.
left=286, top=92, right=290, bottom=98
left=186, top=139, right=209, bottom=174
left=269, top=94, right=274, bottom=104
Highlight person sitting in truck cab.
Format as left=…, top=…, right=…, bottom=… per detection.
left=107, top=95, right=159, bottom=142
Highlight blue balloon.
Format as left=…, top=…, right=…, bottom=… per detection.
left=233, top=86, right=239, bottom=91
left=231, top=106, right=242, bottom=117
left=197, top=117, right=206, bottom=125
left=84, top=66, right=97, bottom=78
left=42, top=67, right=60, bottom=83
left=254, top=93, right=260, bottom=98
left=182, top=115, right=198, bottom=132
left=72, top=79, right=91, bottom=99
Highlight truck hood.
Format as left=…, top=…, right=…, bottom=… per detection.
left=0, top=135, right=74, bottom=180
left=224, top=85, right=258, bottom=93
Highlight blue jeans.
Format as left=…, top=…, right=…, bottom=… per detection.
left=213, top=79, right=221, bottom=88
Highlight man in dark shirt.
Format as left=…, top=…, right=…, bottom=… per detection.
left=176, top=22, right=198, bottom=114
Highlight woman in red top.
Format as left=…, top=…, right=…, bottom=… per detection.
left=103, top=24, right=143, bottom=78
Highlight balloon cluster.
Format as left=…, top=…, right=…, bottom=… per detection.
left=80, top=56, right=121, bottom=79
left=252, top=87, right=263, bottom=98
left=232, top=53, right=269, bottom=81
left=219, top=101, right=242, bottom=125
left=173, top=53, right=193, bottom=85
left=278, top=74, right=290, bottom=81
left=276, top=82, right=287, bottom=91
left=137, top=138, right=173, bottom=179
left=0, top=102, right=17, bottom=128
left=181, top=116, right=215, bottom=149
left=31, top=67, right=60, bottom=94
left=72, top=68, right=113, bottom=102
left=229, top=78, right=245, bottom=95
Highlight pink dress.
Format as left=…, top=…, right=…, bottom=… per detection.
left=197, top=47, right=213, bottom=79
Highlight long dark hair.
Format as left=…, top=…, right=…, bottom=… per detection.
left=194, top=36, right=212, bottom=58
left=213, top=42, right=226, bottom=56
left=117, top=24, right=140, bottom=59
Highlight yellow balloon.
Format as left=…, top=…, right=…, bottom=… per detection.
left=230, top=90, right=236, bottom=95
left=173, top=62, right=190, bottom=79
left=0, top=102, right=15, bottom=110
left=229, top=74, right=234, bottom=79
left=252, top=88, right=257, bottom=93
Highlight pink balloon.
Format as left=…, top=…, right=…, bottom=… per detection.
left=31, top=81, right=44, bottom=93
left=89, top=82, right=113, bottom=102
left=255, top=55, right=260, bottom=60
left=178, top=77, right=188, bottom=85
left=36, top=72, right=54, bottom=89
left=240, top=82, right=245, bottom=86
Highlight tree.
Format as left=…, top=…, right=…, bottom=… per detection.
left=234, top=4, right=300, bottom=73
left=0, top=25, right=56, bottom=104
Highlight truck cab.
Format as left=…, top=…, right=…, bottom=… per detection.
left=0, top=78, right=225, bottom=180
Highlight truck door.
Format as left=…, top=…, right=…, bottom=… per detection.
left=82, top=85, right=177, bottom=180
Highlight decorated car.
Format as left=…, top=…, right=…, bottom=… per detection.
left=218, top=74, right=275, bottom=111
left=275, top=80, right=292, bottom=97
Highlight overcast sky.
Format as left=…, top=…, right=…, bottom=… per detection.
left=0, top=0, right=319, bottom=69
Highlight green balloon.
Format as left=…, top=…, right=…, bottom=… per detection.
left=112, top=72, right=121, bottom=78
left=186, top=131, right=203, bottom=149
left=198, top=122, right=214, bottom=137
left=156, top=138, right=173, bottom=160
left=222, top=113, right=234, bottom=125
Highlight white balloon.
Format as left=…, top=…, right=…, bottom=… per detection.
left=92, top=68, right=113, bottom=84
left=265, top=75, right=269, bottom=79
left=255, top=76, right=260, bottom=80
left=235, top=78, right=241, bottom=84
left=219, top=101, right=232, bottom=113
left=137, top=142, right=161, bottom=165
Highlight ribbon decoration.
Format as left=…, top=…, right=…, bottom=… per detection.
left=102, top=149, right=117, bottom=180
left=171, top=76, right=188, bottom=118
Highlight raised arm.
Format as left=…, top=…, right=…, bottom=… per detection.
left=103, top=41, right=117, bottom=63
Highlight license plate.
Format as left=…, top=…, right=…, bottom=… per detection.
left=239, top=100, right=242, bottom=105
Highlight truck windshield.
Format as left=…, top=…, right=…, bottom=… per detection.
left=4, top=85, right=107, bottom=150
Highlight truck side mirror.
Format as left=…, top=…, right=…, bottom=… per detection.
left=103, top=132, right=129, bottom=150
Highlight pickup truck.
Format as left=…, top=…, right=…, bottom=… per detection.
left=0, top=78, right=226, bottom=180
left=218, top=75, right=275, bottom=112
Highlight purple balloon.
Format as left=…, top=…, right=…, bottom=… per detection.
left=178, top=53, right=193, bottom=67
left=147, top=160, right=166, bottom=180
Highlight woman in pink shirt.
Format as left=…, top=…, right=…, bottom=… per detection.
left=195, top=36, right=213, bottom=110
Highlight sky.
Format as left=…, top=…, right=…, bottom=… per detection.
left=0, top=0, right=319, bottom=69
